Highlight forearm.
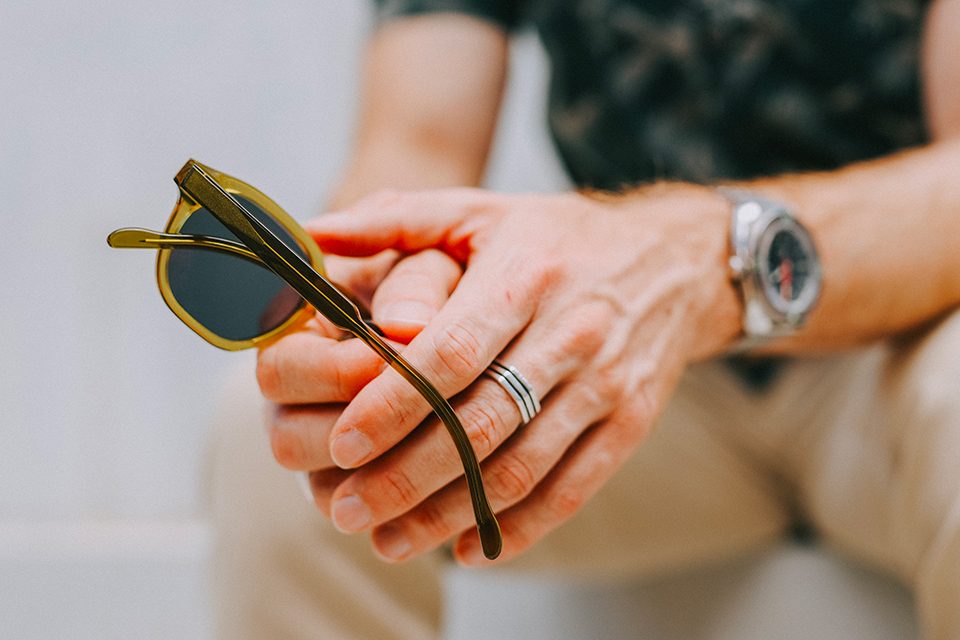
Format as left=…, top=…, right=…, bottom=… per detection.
left=328, top=14, right=508, bottom=209
left=741, top=138, right=960, bottom=352
left=601, top=139, right=960, bottom=359
left=329, top=142, right=484, bottom=209
left=746, top=0, right=960, bottom=353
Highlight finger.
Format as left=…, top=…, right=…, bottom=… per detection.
left=307, top=468, right=352, bottom=517
left=366, top=381, right=610, bottom=562
left=305, top=189, right=499, bottom=260
left=256, top=330, right=386, bottom=404
left=326, top=250, right=545, bottom=468
left=453, top=407, right=646, bottom=566
left=267, top=403, right=344, bottom=471
left=372, top=249, right=461, bottom=343
left=327, top=378, right=525, bottom=533
left=299, top=252, right=401, bottom=338
left=321, top=251, right=400, bottom=308
left=326, top=305, right=610, bottom=532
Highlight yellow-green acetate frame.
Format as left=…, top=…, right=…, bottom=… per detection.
left=108, top=160, right=502, bottom=559
left=156, top=161, right=324, bottom=350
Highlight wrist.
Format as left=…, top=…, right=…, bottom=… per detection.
left=606, top=183, right=742, bottom=361
left=680, top=186, right=743, bottom=360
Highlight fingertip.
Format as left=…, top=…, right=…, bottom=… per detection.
left=371, top=250, right=461, bottom=340
left=371, top=524, right=414, bottom=563
left=377, top=320, right=427, bottom=344
left=452, top=532, right=487, bottom=567
left=306, top=468, right=349, bottom=517
left=296, top=472, right=314, bottom=505
left=377, top=300, right=435, bottom=341
left=330, top=428, right=375, bottom=468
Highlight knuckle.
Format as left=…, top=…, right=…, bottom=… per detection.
left=370, top=382, right=415, bottom=426
left=458, top=400, right=508, bottom=456
left=563, top=377, right=618, bottom=419
left=531, top=253, right=565, bottom=289
left=548, top=485, right=586, bottom=521
left=555, top=305, right=608, bottom=359
left=410, top=502, right=452, bottom=540
left=332, top=361, right=352, bottom=400
left=592, top=367, right=624, bottom=406
left=379, top=467, right=421, bottom=509
left=581, top=353, right=631, bottom=409
left=431, top=319, right=485, bottom=380
left=500, top=265, right=547, bottom=316
left=506, top=251, right=562, bottom=302
left=489, top=453, right=537, bottom=505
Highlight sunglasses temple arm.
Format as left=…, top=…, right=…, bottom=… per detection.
left=351, top=324, right=502, bottom=560
left=178, top=164, right=502, bottom=559
left=107, top=228, right=379, bottom=321
left=108, top=228, right=261, bottom=261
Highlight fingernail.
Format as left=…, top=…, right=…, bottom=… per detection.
left=331, top=429, right=373, bottom=467
left=380, top=301, right=434, bottom=327
left=374, top=525, right=413, bottom=562
left=455, top=536, right=484, bottom=566
left=296, top=472, right=314, bottom=505
left=331, top=495, right=372, bottom=532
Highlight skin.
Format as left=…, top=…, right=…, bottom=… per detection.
left=258, top=3, right=960, bottom=566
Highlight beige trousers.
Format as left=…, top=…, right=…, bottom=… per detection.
left=210, top=310, right=960, bottom=640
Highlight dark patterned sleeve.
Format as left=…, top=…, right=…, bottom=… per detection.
left=373, top=0, right=526, bottom=31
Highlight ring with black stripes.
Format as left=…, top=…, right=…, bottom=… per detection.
left=482, top=359, right=541, bottom=425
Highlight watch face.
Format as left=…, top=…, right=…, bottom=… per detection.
left=757, top=217, right=821, bottom=318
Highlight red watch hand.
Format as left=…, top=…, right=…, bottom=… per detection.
left=780, top=257, right=793, bottom=300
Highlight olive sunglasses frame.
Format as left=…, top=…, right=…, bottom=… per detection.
left=108, top=160, right=502, bottom=559
left=109, top=161, right=323, bottom=350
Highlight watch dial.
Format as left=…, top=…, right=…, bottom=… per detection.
left=766, top=229, right=811, bottom=304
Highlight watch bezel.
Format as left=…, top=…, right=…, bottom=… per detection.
left=753, top=214, right=822, bottom=325
left=723, top=187, right=823, bottom=343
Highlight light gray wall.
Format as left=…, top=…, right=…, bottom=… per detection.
left=0, top=2, right=564, bottom=637
left=2, top=0, right=367, bottom=522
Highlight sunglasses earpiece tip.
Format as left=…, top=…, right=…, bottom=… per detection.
left=107, top=228, right=157, bottom=248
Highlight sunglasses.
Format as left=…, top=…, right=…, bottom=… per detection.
left=108, top=160, right=501, bottom=559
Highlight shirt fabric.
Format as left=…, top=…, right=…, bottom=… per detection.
left=374, top=0, right=930, bottom=189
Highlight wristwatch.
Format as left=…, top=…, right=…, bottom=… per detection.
left=719, top=187, right=822, bottom=350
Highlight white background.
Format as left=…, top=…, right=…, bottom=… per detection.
left=0, top=2, right=564, bottom=637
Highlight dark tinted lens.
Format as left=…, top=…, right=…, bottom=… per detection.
left=166, top=195, right=307, bottom=342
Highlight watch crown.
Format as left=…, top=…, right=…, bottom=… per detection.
left=728, top=255, right=745, bottom=279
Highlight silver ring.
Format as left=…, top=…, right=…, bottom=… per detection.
left=482, top=359, right=541, bottom=425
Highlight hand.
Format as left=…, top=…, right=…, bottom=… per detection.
left=258, top=247, right=462, bottom=476
left=274, top=185, right=740, bottom=564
